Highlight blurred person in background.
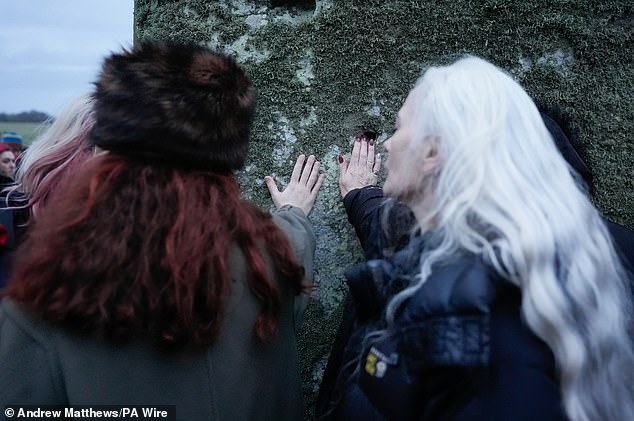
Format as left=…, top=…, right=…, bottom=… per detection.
left=0, top=143, right=25, bottom=289
left=0, top=144, right=16, bottom=180
left=0, top=132, right=24, bottom=161
left=12, top=94, right=97, bottom=222
left=0, top=95, right=95, bottom=292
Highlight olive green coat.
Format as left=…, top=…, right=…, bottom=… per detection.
left=0, top=206, right=314, bottom=421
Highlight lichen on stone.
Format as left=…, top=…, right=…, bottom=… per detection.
left=135, top=1, right=634, bottom=417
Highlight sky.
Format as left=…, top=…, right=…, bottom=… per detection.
left=0, top=0, right=134, bottom=117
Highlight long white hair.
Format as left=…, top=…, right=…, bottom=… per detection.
left=385, top=56, right=634, bottom=420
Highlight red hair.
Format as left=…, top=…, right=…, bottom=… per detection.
left=5, top=154, right=305, bottom=346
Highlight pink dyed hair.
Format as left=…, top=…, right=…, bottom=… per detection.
left=13, top=94, right=96, bottom=221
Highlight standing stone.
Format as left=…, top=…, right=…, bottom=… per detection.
left=134, top=1, right=633, bottom=418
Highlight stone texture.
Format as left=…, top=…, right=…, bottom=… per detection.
left=134, top=1, right=633, bottom=418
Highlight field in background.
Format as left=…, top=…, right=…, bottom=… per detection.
left=0, top=121, right=49, bottom=146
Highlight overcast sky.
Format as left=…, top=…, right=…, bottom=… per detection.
left=0, top=0, right=134, bottom=117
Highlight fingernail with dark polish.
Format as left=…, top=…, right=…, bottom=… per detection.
left=369, top=139, right=375, bottom=146
left=338, top=155, right=344, bottom=163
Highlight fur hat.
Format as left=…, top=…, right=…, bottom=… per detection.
left=91, top=41, right=256, bottom=172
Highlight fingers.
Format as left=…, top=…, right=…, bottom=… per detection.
left=305, top=158, right=321, bottom=189
left=365, top=139, right=376, bottom=172
left=359, top=138, right=369, bottom=167
left=264, top=175, right=278, bottom=194
left=299, top=155, right=317, bottom=184
left=351, top=136, right=362, bottom=166
left=264, top=175, right=281, bottom=208
left=373, top=153, right=382, bottom=174
left=269, top=154, right=325, bottom=215
left=346, top=135, right=378, bottom=176
left=367, top=139, right=375, bottom=160
left=338, top=154, right=348, bottom=181
left=275, top=154, right=324, bottom=190
left=313, top=173, right=326, bottom=194
left=290, top=154, right=306, bottom=183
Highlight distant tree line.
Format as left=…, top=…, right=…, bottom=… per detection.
left=0, top=110, right=51, bottom=123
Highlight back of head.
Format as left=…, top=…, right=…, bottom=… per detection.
left=14, top=94, right=96, bottom=219
left=91, top=41, right=256, bottom=172
left=5, top=42, right=302, bottom=349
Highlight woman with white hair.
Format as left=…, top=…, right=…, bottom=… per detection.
left=318, top=56, right=634, bottom=420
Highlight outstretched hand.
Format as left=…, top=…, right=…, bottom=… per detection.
left=265, top=154, right=325, bottom=216
left=338, top=135, right=382, bottom=198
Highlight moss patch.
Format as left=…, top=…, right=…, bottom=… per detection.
left=135, top=0, right=633, bottom=418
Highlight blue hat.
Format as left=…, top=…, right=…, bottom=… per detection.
left=1, top=132, right=23, bottom=144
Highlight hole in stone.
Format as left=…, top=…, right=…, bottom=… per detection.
left=271, top=0, right=316, bottom=10
left=363, top=130, right=377, bottom=140
left=355, top=128, right=377, bottom=140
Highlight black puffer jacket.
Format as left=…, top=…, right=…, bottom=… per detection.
left=317, top=187, right=566, bottom=421
left=0, top=177, right=27, bottom=290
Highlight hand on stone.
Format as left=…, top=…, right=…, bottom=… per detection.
left=338, top=135, right=382, bottom=198
left=265, top=154, right=325, bottom=216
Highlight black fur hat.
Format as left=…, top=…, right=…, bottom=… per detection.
left=91, top=41, right=256, bottom=172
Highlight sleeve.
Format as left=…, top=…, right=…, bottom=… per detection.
left=343, top=186, right=417, bottom=259
left=0, top=196, right=29, bottom=289
left=270, top=205, right=316, bottom=330
left=0, top=301, right=66, bottom=406
left=315, top=190, right=417, bottom=417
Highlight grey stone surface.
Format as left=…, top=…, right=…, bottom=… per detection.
left=134, top=1, right=633, bottom=418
